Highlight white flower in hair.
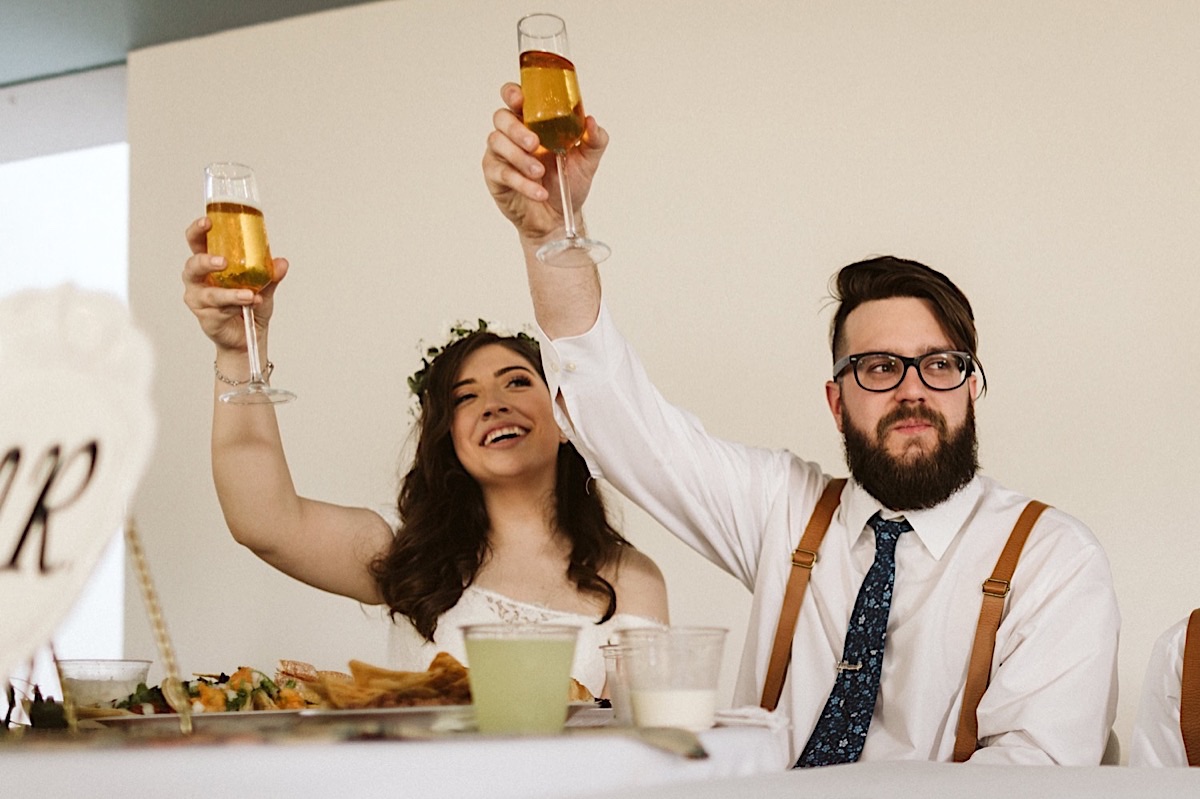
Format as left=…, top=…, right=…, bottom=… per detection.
left=407, top=318, right=537, bottom=408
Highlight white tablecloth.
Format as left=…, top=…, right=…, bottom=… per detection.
left=581, top=759, right=1200, bottom=799
left=1, top=717, right=787, bottom=798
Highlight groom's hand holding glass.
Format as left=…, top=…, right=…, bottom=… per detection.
left=515, top=13, right=608, bottom=266
left=483, top=83, right=608, bottom=262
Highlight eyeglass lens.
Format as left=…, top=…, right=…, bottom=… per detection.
left=854, top=353, right=968, bottom=391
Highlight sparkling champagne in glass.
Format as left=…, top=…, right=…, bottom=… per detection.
left=518, top=13, right=610, bottom=267
left=204, top=162, right=296, bottom=404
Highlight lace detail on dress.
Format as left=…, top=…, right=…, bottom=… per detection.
left=476, top=587, right=594, bottom=625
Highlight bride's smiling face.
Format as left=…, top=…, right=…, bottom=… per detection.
left=449, top=343, right=564, bottom=488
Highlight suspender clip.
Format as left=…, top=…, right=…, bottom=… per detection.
left=982, top=577, right=1010, bottom=598
left=791, top=549, right=818, bottom=569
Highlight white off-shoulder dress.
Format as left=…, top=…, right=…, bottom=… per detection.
left=386, top=585, right=662, bottom=697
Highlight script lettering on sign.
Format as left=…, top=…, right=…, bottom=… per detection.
left=2, top=442, right=100, bottom=574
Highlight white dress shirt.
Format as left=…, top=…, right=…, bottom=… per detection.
left=1129, top=616, right=1190, bottom=767
left=538, top=302, right=1119, bottom=766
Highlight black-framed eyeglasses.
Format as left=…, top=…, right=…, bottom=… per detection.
left=832, top=351, right=975, bottom=393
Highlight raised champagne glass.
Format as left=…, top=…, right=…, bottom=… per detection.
left=203, top=162, right=296, bottom=404
left=517, top=13, right=610, bottom=267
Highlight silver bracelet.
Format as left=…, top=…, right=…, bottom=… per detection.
left=214, top=360, right=274, bottom=386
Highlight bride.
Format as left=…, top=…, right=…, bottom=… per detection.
left=180, top=217, right=668, bottom=696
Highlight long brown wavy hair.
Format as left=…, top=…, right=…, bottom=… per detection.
left=370, top=331, right=632, bottom=641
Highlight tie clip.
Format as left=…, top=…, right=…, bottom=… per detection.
left=836, top=660, right=863, bottom=672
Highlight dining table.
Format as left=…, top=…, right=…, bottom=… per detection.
left=1, top=706, right=790, bottom=798
left=578, top=759, right=1200, bottom=799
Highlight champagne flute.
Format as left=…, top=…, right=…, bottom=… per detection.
left=203, top=162, right=296, bottom=404
left=517, top=13, right=610, bottom=267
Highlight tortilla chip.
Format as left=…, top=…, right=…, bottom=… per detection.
left=320, top=653, right=471, bottom=709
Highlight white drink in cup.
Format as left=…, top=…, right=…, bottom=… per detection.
left=630, top=687, right=718, bottom=730
left=463, top=623, right=579, bottom=734
left=620, top=627, right=727, bottom=731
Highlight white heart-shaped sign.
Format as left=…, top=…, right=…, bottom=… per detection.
left=0, top=285, right=155, bottom=686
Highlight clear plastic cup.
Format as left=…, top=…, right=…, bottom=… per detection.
left=600, top=643, right=633, bottom=726
left=463, top=624, right=579, bottom=734
left=620, top=627, right=727, bottom=731
left=57, top=659, right=151, bottom=707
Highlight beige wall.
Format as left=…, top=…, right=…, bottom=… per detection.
left=127, top=0, right=1200, bottom=753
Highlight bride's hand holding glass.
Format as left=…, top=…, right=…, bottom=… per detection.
left=194, top=163, right=296, bottom=404
left=182, top=210, right=291, bottom=399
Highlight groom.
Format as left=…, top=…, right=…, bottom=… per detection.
left=481, top=82, right=1119, bottom=765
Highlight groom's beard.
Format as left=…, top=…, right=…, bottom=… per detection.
left=842, top=402, right=978, bottom=511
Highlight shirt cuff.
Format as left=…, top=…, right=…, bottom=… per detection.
left=535, top=302, right=621, bottom=479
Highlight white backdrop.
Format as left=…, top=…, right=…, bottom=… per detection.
left=125, top=0, right=1200, bottom=756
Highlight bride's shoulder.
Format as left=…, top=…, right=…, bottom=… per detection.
left=607, top=547, right=669, bottom=624
left=613, top=547, right=664, bottom=581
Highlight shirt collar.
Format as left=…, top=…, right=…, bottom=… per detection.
left=840, top=475, right=985, bottom=560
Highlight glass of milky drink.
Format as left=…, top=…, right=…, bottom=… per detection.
left=620, top=627, right=728, bottom=731
left=463, top=623, right=579, bottom=734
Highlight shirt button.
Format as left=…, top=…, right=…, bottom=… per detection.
left=549, top=361, right=560, bottom=372
left=565, top=362, right=577, bottom=372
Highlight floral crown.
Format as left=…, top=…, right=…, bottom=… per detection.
left=407, top=319, right=539, bottom=408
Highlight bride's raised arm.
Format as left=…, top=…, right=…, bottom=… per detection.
left=182, top=216, right=390, bottom=604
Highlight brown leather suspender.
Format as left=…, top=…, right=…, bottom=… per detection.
left=760, top=478, right=846, bottom=711
left=759, top=479, right=1048, bottom=763
left=951, top=499, right=1048, bottom=761
left=1182, top=608, right=1200, bottom=767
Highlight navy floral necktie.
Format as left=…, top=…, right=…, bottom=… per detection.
left=795, top=512, right=910, bottom=768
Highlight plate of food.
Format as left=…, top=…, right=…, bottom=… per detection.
left=88, top=663, right=321, bottom=734
left=289, top=652, right=475, bottom=734
left=91, top=707, right=304, bottom=735
left=89, top=653, right=474, bottom=735
left=88, top=652, right=598, bottom=737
